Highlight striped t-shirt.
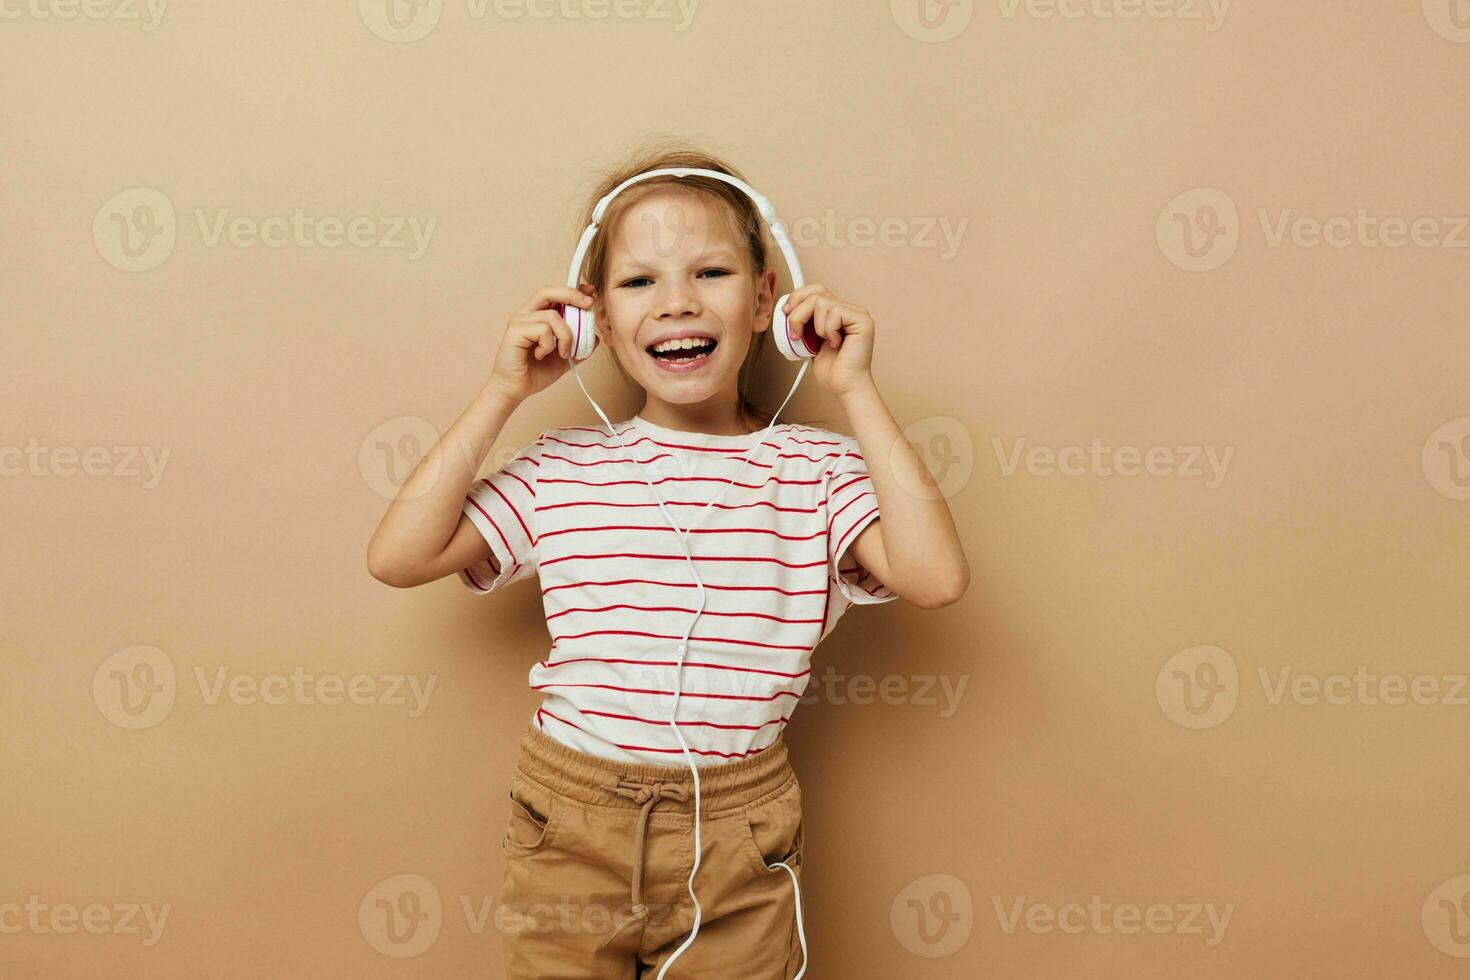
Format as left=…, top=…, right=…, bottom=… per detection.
left=458, top=414, right=895, bottom=766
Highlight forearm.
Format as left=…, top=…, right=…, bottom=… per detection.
left=367, top=383, right=519, bottom=579
left=836, top=379, right=969, bottom=605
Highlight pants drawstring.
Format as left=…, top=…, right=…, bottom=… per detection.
left=596, top=777, right=690, bottom=951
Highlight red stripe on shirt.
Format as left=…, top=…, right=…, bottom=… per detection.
left=539, top=475, right=822, bottom=490
left=549, top=628, right=813, bottom=652
left=578, top=707, right=787, bottom=732
left=465, top=497, right=519, bottom=574
left=537, top=656, right=812, bottom=679
left=541, top=579, right=826, bottom=597
left=834, top=506, right=881, bottom=559
left=537, top=524, right=823, bottom=543
left=544, top=603, right=823, bottom=625
left=535, top=499, right=818, bottom=515
left=537, top=707, right=784, bottom=756
left=483, top=480, right=532, bottom=544
left=532, top=682, right=802, bottom=703
left=538, top=553, right=824, bottom=570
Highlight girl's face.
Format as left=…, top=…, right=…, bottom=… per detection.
left=594, top=188, right=777, bottom=416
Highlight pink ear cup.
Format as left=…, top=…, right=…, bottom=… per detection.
left=554, top=303, right=599, bottom=361
left=770, top=292, right=820, bottom=361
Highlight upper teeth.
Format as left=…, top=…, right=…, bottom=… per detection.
left=652, top=337, right=712, bottom=353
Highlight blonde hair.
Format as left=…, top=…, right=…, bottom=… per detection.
left=572, top=136, right=786, bottom=432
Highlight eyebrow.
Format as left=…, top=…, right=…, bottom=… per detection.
left=610, top=250, right=740, bottom=277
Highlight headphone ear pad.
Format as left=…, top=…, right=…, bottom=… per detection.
left=556, top=303, right=599, bottom=361
left=770, top=292, right=818, bottom=361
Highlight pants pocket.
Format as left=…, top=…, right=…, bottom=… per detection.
left=738, top=778, right=804, bottom=877
left=503, top=775, right=563, bottom=856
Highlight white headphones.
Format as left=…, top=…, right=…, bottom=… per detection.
left=554, top=166, right=812, bottom=979
left=554, top=166, right=821, bottom=362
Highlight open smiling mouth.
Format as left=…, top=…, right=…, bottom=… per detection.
left=646, top=336, right=718, bottom=372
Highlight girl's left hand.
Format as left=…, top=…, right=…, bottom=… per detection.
left=780, top=285, right=876, bottom=398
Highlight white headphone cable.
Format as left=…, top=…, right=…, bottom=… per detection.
left=567, top=353, right=810, bottom=980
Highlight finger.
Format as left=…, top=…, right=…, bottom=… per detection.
left=786, top=294, right=828, bottom=345
left=780, top=283, right=827, bottom=315
left=816, top=300, right=842, bottom=350
left=520, top=285, right=596, bottom=315
left=518, top=317, right=557, bottom=360
left=539, top=310, right=575, bottom=359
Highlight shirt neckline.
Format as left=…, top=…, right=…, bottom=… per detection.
left=627, top=414, right=782, bottom=451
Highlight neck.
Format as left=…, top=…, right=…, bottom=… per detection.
left=638, top=393, right=750, bottom=435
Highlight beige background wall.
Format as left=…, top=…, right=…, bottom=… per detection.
left=4, top=1, right=1469, bottom=977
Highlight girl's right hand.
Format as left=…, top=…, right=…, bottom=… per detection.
left=486, top=284, right=597, bottom=404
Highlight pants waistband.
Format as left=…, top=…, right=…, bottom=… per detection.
left=514, top=720, right=795, bottom=815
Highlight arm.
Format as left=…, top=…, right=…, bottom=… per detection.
left=838, top=381, right=969, bottom=609
left=366, top=284, right=592, bottom=589
left=781, top=285, right=970, bottom=609
left=366, top=386, right=517, bottom=588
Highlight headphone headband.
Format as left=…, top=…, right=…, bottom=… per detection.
left=566, top=166, right=806, bottom=292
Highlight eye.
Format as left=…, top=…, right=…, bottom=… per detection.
left=619, top=269, right=731, bottom=288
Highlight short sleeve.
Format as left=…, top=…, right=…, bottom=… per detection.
left=823, top=441, right=897, bottom=605
left=458, top=436, right=542, bottom=595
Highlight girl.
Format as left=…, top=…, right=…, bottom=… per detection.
left=367, top=143, right=969, bottom=979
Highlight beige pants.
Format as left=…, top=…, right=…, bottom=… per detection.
left=496, top=721, right=806, bottom=979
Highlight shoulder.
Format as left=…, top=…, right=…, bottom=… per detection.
left=531, top=425, right=623, bottom=452
left=771, top=424, right=863, bottom=472
left=776, top=423, right=855, bottom=449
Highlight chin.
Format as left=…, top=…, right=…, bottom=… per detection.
left=637, top=373, right=731, bottom=405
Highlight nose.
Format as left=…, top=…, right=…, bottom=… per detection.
left=654, top=276, right=702, bottom=320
